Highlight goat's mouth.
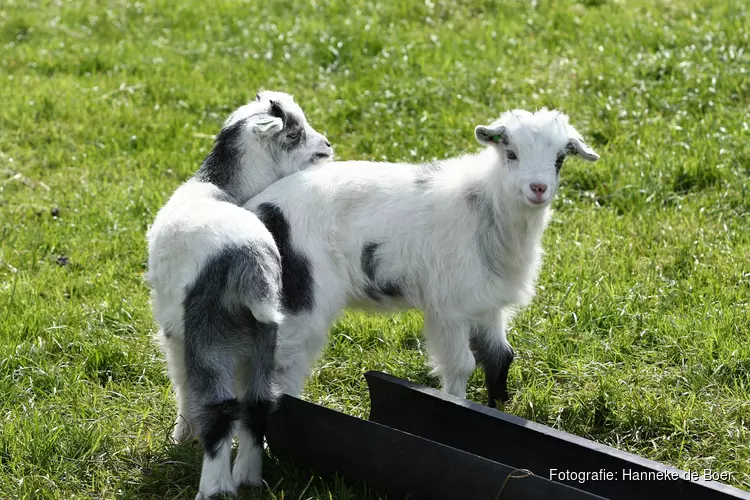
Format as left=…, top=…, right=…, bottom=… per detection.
left=312, top=150, right=333, bottom=162
left=525, top=196, right=548, bottom=207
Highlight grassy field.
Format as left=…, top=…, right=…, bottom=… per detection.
left=1, top=0, right=749, bottom=498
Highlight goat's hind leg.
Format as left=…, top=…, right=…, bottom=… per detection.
left=273, top=311, right=338, bottom=397
left=186, top=347, right=239, bottom=500
left=158, top=329, right=194, bottom=443
left=232, top=322, right=278, bottom=489
left=470, top=309, right=515, bottom=408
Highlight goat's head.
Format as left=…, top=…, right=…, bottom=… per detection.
left=227, top=90, right=333, bottom=177
left=475, top=109, right=599, bottom=208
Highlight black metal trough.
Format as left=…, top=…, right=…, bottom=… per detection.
left=266, top=371, right=750, bottom=500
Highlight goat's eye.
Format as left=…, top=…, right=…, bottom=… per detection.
left=287, top=130, right=302, bottom=141
left=506, top=150, right=518, bottom=161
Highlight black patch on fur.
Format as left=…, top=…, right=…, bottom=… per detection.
left=360, top=242, right=402, bottom=300
left=470, top=329, right=514, bottom=408
left=201, top=399, right=241, bottom=458
left=555, top=154, right=565, bottom=174
left=379, top=281, right=402, bottom=297
left=361, top=242, right=378, bottom=281
left=242, top=399, right=272, bottom=446
left=194, top=118, right=247, bottom=193
left=254, top=203, right=314, bottom=313
left=183, top=244, right=281, bottom=351
left=283, top=127, right=305, bottom=151
left=182, top=242, right=281, bottom=392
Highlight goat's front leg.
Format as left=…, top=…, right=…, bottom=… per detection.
left=470, top=309, right=515, bottom=407
left=423, top=314, right=476, bottom=399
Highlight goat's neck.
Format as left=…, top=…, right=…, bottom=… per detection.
left=231, top=157, right=279, bottom=203
left=195, top=150, right=278, bottom=205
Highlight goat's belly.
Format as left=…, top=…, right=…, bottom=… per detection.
left=347, top=290, right=414, bottom=314
left=446, top=279, right=528, bottom=317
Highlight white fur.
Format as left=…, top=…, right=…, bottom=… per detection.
left=245, top=108, right=599, bottom=400
left=232, top=427, right=264, bottom=487
left=196, top=437, right=235, bottom=500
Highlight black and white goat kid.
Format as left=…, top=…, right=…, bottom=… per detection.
left=146, top=91, right=332, bottom=499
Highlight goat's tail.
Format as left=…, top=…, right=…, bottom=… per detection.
left=226, top=244, right=285, bottom=326
left=248, top=299, right=284, bottom=325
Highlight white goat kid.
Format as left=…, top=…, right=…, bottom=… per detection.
left=245, top=108, right=598, bottom=407
left=146, top=91, right=332, bottom=499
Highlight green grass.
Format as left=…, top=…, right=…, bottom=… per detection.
left=1, top=0, right=748, bottom=497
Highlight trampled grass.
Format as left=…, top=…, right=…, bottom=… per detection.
left=0, top=0, right=748, bottom=498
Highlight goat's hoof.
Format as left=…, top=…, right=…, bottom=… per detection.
left=197, top=466, right=236, bottom=499
left=487, top=391, right=511, bottom=408
left=171, top=420, right=195, bottom=444
left=231, top=463, right=262, bottom=489
left=195, top=485, right=236, bottom=500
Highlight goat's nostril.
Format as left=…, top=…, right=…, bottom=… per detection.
left=324, top=140, right=331, bottom=148
left=530, top=183, right=548, bottom=194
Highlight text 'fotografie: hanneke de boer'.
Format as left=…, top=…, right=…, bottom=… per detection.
left=550, top=468, right=734, bottom=484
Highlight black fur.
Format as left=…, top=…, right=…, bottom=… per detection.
left=201, top=399, right=241, bottom=458
left=361, top=242, right=379, bottom=281
left=361, top=242, right=403, bottom=300
left=194, top=118, right=247, bottom=193
left=268, top=100, right=287, bottom=124
left=269, top=99, right=301, bottom=132
left=254, top=203, right=315, bottom=313
left=555, top=154, right=565, bottom=174
left=470, top=328, right=514, bottom=408
left=242, top=399, right=272, bottom=446
left=183, top=244, right=280, bottom=349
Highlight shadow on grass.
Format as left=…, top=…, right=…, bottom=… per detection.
left=121, top=440, right=385, bottom=499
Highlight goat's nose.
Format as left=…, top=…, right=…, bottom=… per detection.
left=324, top=139, right=331, bottom=148
left=530, top=183, right=548, bottom=195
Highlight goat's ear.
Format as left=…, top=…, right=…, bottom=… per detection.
left=566, top=137, right=599, bottom=162
left=475, top=124, right=508, bottom=146
left=249, top=99, right=288, bottom=135
left=249, top=115, right=284, bottom=135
